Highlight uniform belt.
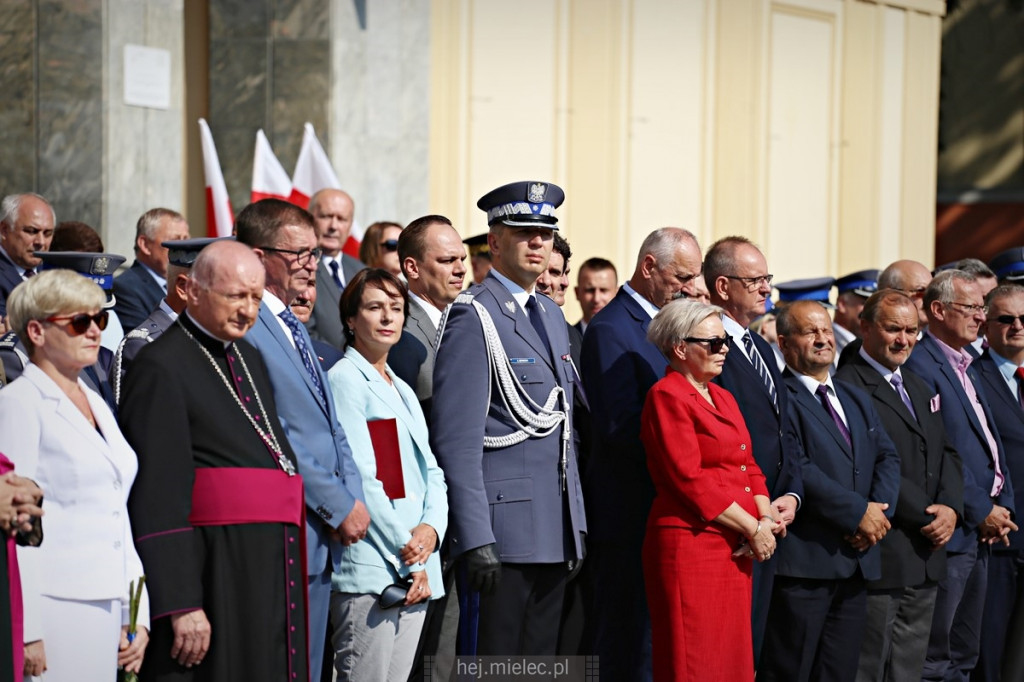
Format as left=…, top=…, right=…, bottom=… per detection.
left=189, top=467, right=304, bottom=526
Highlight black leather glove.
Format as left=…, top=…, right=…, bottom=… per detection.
left=567, top=533, right=587, bottom=581
left=463, top=543, right=501, bottom=595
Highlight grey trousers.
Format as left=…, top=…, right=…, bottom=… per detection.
left=330, top=592, right=428, bottom=682
left=856, top=583, right=937, bottom=682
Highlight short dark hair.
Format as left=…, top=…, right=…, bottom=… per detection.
left=552, top=233, right=572, bottom=268
left=578, top=257, right=616, bottom=279
left=986, top=283, right=1024, bottom=306
left=51, top=221, right=104, bottom=252
left=235, top=199, right=315, bottom=248
left=359, top=221, right=404, bottom=269
left=398, top=215, right=452, bottom=268
left=338, top=268, right=409, bottom=347
left=859, top=289, right=916, bottom=323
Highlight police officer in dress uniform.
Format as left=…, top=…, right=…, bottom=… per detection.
left=110, top=237, right=225, bottom=404
left=430, top=181, right=586, bottom=656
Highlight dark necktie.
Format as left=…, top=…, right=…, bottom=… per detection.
left=1016, top=366, right=1024, bottom=410
left=816, top=383, right=851, bottom=447
left=329, top=260, right=344, bottom=290
left=890, top=371, right=918, bottom=422
left=525, top=296, right=553, bottom=362
left=278, top=308, right=326, bottom=403
left=743, top=331, right=777, bottom=409
left=23, top=268, right=35, bottom=279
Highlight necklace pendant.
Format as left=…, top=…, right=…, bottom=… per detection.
left=278, top=454, right=297, bottom=476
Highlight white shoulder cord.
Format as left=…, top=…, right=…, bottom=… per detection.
left=438, top=294, right=572, bottom=490
left=112, top=328, right=153, bottom=406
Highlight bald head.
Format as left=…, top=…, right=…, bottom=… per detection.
left=308, top=189, right=354, bottom=258
left=187, top=241, right=265, bottom=341
left=878, top=259, right=932, bottom=327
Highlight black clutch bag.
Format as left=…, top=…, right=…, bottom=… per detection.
left=379, top=581, right=411, bottom=609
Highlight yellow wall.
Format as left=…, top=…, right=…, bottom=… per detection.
left=430, top=0, right=945, bottom=320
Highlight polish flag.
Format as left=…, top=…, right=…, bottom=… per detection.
left=289, top=122, right=363, bottom=257
left=251, top=129, right=292, bottom=203
left=198, top=118, right=234, bottom=238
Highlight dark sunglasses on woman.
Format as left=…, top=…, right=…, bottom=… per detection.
left=381, top=239, right=399, bottom=252
left=685, top=335, right=730, bottom=354
left=44, top=310, right=110, bottom=335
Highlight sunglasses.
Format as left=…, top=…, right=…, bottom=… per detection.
left=989, top=314, right=1024, bottom=326
left=44, top=310, right=109, bottom=335
left=381, top=239, right=399, bottom=252
left=685, top=335, right=730, bottom=354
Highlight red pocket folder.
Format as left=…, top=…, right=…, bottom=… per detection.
left=367, top=418, right=406, bottom=499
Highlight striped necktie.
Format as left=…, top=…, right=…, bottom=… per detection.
left=278, top=308, right=326, bottom=403
left=743, top=331, right=777, bottom=409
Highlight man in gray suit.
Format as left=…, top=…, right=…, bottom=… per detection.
left=235, top=199, right=369, bottom=682
left=306, top=188, right=365, bottom=347
left=390, top=214, right=467, bottom=410
left=431, top=181, right=586, bottom=655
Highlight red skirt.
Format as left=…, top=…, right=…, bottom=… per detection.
left=643, top=525, right=754, bottom=682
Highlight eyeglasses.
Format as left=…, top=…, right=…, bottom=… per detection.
left=259, top=245, right=323, bottom=266
left=43, top=310, right=109, bottom=335
left=380, top=239, right=399, bottom=252
left=945, top=301, right=988, bottom=315
left=989, top=314, right=1024, bottom=326
left=685, top=335, right=731, bottom=354
left=900, top=287, right=927, bottom=300
left=725, top=274, right=774, bottom=291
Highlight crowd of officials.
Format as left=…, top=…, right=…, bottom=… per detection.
left=0, top=184, right=1022, bottom=682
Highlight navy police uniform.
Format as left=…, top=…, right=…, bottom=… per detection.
left=430, top=181, right=586, bottom=655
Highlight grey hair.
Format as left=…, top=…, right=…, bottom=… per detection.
left=924, top=270, right=977, bottom=310
left=647, top=298, right=724, bottom=356
left=986, top=283, right=1024, bottom=307
left=635, top=227, right=700, bottom=270
left=0, top=193, right=56, bottom=227
left=136, top=208, right=185, bottom=241
left=956, top=258, right=996, bottom=279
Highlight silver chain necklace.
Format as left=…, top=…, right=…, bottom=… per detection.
left=177, top=320, right=296, bottom=476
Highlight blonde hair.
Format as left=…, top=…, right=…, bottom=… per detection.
left=647, top=298, right=724, bottom=356
left=7, top=269, right=106, bottom=355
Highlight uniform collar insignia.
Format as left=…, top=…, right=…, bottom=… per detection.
left=505, top=300, right=517, bottom=315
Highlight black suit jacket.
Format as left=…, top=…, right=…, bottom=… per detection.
left=777, top=372, right=901, bottom=581
left=113, top=261, right=165, bottom=331
left=0, top=250, right=24, bottom=318
left=714, top=327, right=803, bottom=499
left=836, top=352, right=963, bottom=589
left=976, top=350, right=1024, bottom=551
left=307, top=254, right=365, bottom=348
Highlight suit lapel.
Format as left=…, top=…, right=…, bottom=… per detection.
left=409, top=303, right=437, bottom=351
left=921, top=336, right=989, bottom=444
left=27, top=366, right=118, bottom=472
left=482, top=276, right=553, bottom=370
left=977, top=356, right=1021, bottom=415
left=785, top=372, right=852, bottom=458
left=258, top=304, right=328, bottom=414
left=350, top=350, right=432, bottom=456
left=851, top=359, right=923, bottom=436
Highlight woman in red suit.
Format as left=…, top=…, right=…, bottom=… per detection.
left=641, top=300, right=782, bottom=681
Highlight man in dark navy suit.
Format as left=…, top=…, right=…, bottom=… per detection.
left=705, top=235, right=803, bottom=663
left=760, top=301, right=900, bottom=682
left=580, top=227, right=703, bottom=680
left=113, top=208, right=191, bottom=330
left=0, top=193, right=55, bottom=319
left=904, top=270, right=1017, bottom=681
left=835, top=290, right=963, bottom=681
left=431, top=181, right=585, bottom=656
left=972, top=284, right=1024, bottom=682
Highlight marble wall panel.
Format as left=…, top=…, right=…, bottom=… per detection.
left=0, top=0, right=37, bottom=194
left=271, top=38, right=329, bottom=169
left=37, top=0, right=103, bottom=228
left=210, top=0, right=269, bottom=40
left=273, top=0, right=328, bottom=40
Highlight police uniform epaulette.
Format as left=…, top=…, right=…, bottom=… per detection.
left=124, top=328, right=152, bottom=341
left=0, top=332, right=17, bottom=350
left=453, top=292, right=476, bottom=305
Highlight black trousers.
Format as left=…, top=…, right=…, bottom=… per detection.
left=476, top=563, right=568, bottom=655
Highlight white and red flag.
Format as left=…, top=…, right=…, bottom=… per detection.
left=198, top=118, right=234, bottom=238
left=251, top=129, right=292, bottom=203
left=289, top=122, right=363, bottom=257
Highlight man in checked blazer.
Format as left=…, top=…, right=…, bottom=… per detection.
left=835, top=290, right=963, bottom=681
left=903, top=270, right=1017, bottom=681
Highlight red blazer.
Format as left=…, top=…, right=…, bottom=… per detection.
left=641, top=370, right=769, bottom=533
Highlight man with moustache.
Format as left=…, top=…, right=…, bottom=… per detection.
left=306, top=189, right=365, bottom=347
left=388, top=214, right=466, bottom=412
left=573, top=257, right=617, bottom=335
left=972, top=284, right=1024, bottom=682
left=903, top=270, right=1017, bottom=681
left=704, top=235, right=803, bottom=662
left=236, top=199, right=369, bottom=682
left=431, top=181, right=585, bottom=655
left=760, top=301, right=900, bottom=682
left=581, top=227, right=703, bottom=679
left=120, top=241, right=308, bottom=681
left=0, top=193, right=55, bottom=319
left=835, top=290, right=963, bottom=681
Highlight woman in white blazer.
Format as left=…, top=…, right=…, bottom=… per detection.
left=326, top=269, right=447, bottom=681
left=0, top=269, right=149, bottom=681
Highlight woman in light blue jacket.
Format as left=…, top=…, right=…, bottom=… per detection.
left=326, top=268, right=447, bottom=681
